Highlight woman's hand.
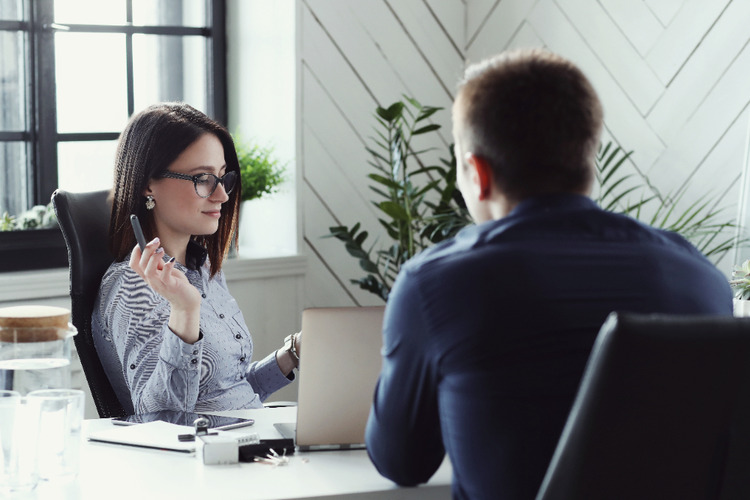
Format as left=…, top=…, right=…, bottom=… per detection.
left=129, top=237, right=201, bottom=343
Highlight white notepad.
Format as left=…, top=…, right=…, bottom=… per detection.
left=88, top=421, right=198, bottom=453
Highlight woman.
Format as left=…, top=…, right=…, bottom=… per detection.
left=92, top=102, right=300, bottom=413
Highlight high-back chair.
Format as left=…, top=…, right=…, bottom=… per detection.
left=52, top=189, right=132, bottom=417
left=536, top=312, right=750, bottom=500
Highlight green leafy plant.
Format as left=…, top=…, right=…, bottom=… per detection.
left=327, top=97, right=470, bottom=301
left=0, top=202, right=57, bottom=231
left=233, top=136, right=286, bottom=202
left=595, top=141, right=741, bottom=263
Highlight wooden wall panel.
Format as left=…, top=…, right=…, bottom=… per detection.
left=425, top=0, right=465, bottom=52
left=645, top=0, right=682, bottom=26
left=646, top=1, right=730, bottom=84
left=600, top=0, right=662, bottom=56
left=467, top=0, right=498, bottom=46
left=466, top=0, right=536, bottom=62
left=646, top=0, right=750, bottom=144
left=647, top=41, right=750, bottom=192
left=560, top=0, right=663, bottom=114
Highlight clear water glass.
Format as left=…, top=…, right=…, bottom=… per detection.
left=0, top=389, right=38, bottom=493
left=26, top=389, right=85, bottom=481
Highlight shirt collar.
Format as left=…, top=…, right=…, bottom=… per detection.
left=507, top=193, right=597, bottom=218
left=456, top=193, right=598, bottom=245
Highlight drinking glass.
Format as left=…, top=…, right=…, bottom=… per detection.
left=0, top=389, right=38, bottom=493
left=26, top=389, right=85, bottom=481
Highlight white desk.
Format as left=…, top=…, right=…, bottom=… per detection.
left=20, top=407, right=452, bottom=500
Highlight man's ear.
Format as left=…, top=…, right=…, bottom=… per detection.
left=466, top=153, right=494, bottom=201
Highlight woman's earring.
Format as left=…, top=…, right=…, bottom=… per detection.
left=145, top=195, right=156, bottom=210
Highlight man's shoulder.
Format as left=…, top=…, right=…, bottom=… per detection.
left=402, top=203, right=715, bottom=281
left=398, top=224, right=513, bottom=290
left=404, top=225, right=485, bottom=269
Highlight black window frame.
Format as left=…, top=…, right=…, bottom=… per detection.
left=0, top=0, right=226, bottom=272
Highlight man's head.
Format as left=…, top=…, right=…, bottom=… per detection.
left=453, top=49, right=603, bottom=222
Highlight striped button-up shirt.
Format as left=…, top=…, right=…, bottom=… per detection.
left=92, top=242, right=291, bottom=413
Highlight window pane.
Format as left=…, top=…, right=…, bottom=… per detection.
left=54, top=0, right=126, bottom=25
left=55, top=33, right=128, bottom=133
left=0, top=0, right=24, bottom=21
left=0, top=30, right=26, bottom=131
left=133, top=35, right=206, bottom=113
left=132, top=0, right=206, bottom=27
left=0, top=141, right=28, bottom=217
left=57, top=141, right=117, bottom=193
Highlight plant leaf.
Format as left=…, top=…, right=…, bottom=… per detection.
left=413, top=124, right=441, bottom=135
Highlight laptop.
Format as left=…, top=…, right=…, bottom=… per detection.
left=275, top=306, right=385, bottom=450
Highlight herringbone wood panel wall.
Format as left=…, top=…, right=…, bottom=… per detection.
left=299, top=0, right=750, bottom=307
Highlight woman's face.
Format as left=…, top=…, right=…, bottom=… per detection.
left=144, top=133, right=230, bottom=246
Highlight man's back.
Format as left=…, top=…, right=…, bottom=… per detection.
left=366, top=194, right=732, bottom=499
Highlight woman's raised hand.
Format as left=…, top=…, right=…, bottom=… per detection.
left=129, top=237, right=202, bottom=343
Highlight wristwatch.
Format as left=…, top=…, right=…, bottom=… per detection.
left=284, top=333, right=300, bottom=367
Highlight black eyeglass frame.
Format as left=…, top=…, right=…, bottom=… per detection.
left=160, top=170, right=238, bottom=198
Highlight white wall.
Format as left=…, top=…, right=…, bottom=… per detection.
left=299, top=0, right=750, bottom=308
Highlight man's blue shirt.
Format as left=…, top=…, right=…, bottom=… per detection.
left=365, top=194, right=733, bottom=499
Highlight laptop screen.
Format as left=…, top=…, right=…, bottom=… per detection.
left=282, top=306, right=385, bottom=451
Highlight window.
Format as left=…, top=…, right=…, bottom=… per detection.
left=0, top=0, right=226, bottom=271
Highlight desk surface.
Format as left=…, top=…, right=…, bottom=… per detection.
left=22, top=407, right=452, bottom=500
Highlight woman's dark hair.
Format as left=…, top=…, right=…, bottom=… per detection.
left=455, top=48, right=603, bottom=201
left=109, top=102, right=240, bottom=277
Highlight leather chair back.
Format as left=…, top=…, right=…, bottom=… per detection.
left=52, top=189, right=132, bottom=417
left=537, top=312, right=750, bottom=500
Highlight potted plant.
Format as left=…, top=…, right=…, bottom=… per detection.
left=232, top=136, right=287, bottom=254
left=234, top=137, right=286, bottom=204
left=0, top=202, right=67, bottom=272
left=326, top=97, right=471, bottom=301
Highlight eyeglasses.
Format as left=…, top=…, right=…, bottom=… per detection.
left=160, top=170, right=238, bottom=198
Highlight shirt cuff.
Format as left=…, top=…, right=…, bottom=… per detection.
left=246, top=351, right=292, bottom=400
left=159, top=324, right=203, bottom=370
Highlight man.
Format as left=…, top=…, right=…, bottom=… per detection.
left=364, top=49, right=732, bottom=500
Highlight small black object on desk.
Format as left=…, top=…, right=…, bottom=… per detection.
left=239, top=438, right=295, bottom=462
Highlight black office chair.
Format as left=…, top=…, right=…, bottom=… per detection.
left=52, top=189, right=132, bottom=418
left=536, top=312, right=750, bottom=500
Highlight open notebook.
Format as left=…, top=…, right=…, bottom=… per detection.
left=275, top=306, right=385, bottom=450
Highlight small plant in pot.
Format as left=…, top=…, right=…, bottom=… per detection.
left=234, top=137, right=286, bottom=203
